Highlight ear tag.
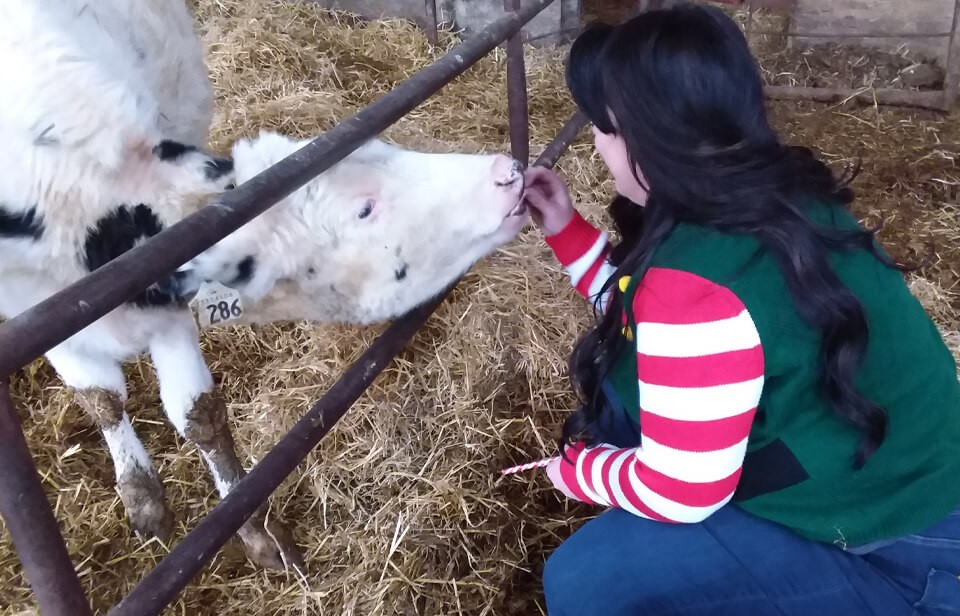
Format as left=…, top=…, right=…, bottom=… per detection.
left=190, top=281, right=244, bottom=328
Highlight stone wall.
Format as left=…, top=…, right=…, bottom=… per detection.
left=792, top=0, right=955, bottom=66
left=308, top=0, right=580, bottom=46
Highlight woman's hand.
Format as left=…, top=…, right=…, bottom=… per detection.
left=546, top=456, right=582, bottom=501
left=523, top=165, right=575, bottom=237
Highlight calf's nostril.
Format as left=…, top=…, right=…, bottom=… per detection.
left=494, top=160, right=524, bottom=188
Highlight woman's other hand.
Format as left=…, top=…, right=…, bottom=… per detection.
left=546, top=455, right=582, bottom=501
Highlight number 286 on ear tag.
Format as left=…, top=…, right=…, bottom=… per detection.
left=191, top=281, right=244, bottom=328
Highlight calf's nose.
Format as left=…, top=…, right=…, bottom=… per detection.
left=493, top=155, right=523, bottom=187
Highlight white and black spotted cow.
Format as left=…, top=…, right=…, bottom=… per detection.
left=0, top=0, right=528, bottom=570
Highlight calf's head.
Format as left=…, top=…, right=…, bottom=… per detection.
left=177, top=131, right=528, bottom=324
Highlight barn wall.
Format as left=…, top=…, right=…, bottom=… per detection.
left=308, top=0, right=454, bottom=30
left=454, top=0, right=580, bottom=45
left=792, top=0, right=955, bottom=66
left=307, top=0, right=581, bottom=46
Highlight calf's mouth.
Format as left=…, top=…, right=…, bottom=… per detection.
left=504, top=182, right=528, bottom=218
left=506, top=199, right=528, bottom=217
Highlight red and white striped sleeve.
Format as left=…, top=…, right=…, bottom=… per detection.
left=544, top=210, right=618, bottom=311
left=556, top=267, right=765, bottom=523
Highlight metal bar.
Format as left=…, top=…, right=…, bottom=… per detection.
left=943, top=0, right=960, bottom=109
left=750, top=29, right=954, bottom=39
left=532, top=110, right=589, bottom=169
left=424, top=0, right=438, bottom=45
left=105, top=112, right=582, bottom=616
left=505, top=0, right=530, bottom=166
left=745, top=1, right=756, bottom=43
left=0, top=0, right=557, bottom=381
left=0, top=381, right=93, bottom=616
left=527, top=27, right=955, bottom=44
left=764, top=85, right=946, bottom=110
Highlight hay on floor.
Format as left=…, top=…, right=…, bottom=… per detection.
left=2, top=1, right=960, bottom=615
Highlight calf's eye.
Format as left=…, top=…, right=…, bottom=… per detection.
left=358, top=199, right=375, bottom=219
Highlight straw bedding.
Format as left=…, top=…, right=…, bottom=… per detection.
left=2, top=1, right=960, bottom=614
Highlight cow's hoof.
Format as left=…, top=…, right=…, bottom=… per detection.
left=237, top=514, right=303, bottom=571
left=118, top=469, right=175, bottom=541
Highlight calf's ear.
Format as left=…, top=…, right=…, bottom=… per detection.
left=230, top=130, right=310, bottom=182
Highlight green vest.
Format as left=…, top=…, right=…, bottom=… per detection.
left=606, top=203, right=960, bottom=547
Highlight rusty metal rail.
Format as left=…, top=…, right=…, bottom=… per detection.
left=424, top=0, right=439, bottom=44
left=0, top=1, right=594, bottom=614
left=505, top=0, right=530, bottom=166
left=0, top=382, right=94, bottom=616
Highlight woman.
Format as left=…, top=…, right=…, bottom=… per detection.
left=521, top=3, right=960, bottom=614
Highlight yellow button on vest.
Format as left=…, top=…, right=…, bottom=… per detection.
left=619, top=276, right=634, bottom=341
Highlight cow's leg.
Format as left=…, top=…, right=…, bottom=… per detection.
left=148, top=313, right=302, bottom=571
left=45, top=346, right=174, bottom=539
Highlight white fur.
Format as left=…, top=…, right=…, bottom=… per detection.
left=103, top=416, right=156, bottom=481
left=0, top=0, right=528, bottom=551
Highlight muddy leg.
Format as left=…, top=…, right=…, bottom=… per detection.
left=184, top=391, right=302, bottom=570
left=46, top=348, right=174, bottom=540
left=148, top=315, right=302, bottom=571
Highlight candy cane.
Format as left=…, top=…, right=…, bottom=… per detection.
left=500, top=456, right=558, bottom=475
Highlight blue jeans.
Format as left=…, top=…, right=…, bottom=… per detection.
left=544, top=387, right=960, bottom=615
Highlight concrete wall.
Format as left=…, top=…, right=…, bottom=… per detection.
left=308, top=0, right=581, bottom=46
left=454, top=0, right=580, bottom=45
left=792, top=0, right=954, bottom=66
left=310, top=0, right=455, bottom=31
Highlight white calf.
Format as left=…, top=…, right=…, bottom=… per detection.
left=177, top=131, right=528, bottom=326
left=0, top=0, right=528, bottom=571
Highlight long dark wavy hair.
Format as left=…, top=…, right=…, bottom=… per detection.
left=561, top=3, right=918, bottom=470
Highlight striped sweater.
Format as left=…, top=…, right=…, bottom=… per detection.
left=545, top=211, right=765, bottom=524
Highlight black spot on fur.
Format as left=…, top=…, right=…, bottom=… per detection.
left=0, top=205, right=44, bottom=239
left=204, top=157, right=234, bottom=179
left=394, top=262, right=408, bottom=281
left=83, top=204, right=181, bottom=308
left=153, top=140, right=198, bottom=161
left=232, top=255, right=256, bottom=286
left=307, top=267, right=316, bottom=276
